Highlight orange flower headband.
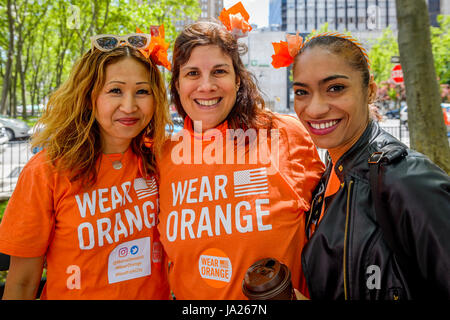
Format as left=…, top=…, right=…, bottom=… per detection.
left=271, top=31, right=371, bottom=69
left=137, top=25, right=171, bottom=71
left=218, top=1, right=252, bottom=38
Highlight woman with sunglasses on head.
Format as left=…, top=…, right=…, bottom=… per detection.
left=156, top=2, right=324, bottom=300
left=0, top=31, right=171, bottom=299
left=272, top=32, right=450, bottom=299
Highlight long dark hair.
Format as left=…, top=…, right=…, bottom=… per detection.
left=170, top=21, right=274, bottom=130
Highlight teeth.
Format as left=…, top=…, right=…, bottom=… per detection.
left=310, top=120, right=338, bottom=130
left=196, top=98, right=219, bottom=106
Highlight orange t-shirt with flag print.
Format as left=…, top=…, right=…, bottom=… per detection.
left=0, top=148, right=169, bottom=300
left=157, top=114, right=324, bottom=299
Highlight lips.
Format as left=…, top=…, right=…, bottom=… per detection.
left=117, top=117, right=139, bottom=126
left=307, top=119, right=340, bottom=135
left=194, top=98, right=222, bottom=108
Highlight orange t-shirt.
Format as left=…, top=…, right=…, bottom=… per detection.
left=0, top=148, right=169, bottom=299
left=157, top=114, right=325, bottom=299
left=308, top=146, right=350, bottom=236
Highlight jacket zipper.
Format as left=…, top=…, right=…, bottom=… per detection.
left=305, top=197, right=316, bottom=239
left=343, top=180, right=353, bottom=300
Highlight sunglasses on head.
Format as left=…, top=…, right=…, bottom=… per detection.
left=90, top=33, right=152, bottom=52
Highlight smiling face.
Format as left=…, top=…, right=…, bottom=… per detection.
left=176, top=45, right=239, bottom=132
left=95, top=57, right=155, bottom=153
left=293, top=46, right=376, bottom=151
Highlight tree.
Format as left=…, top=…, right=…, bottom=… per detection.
left=368, top=27, right=399, bottom=84
left=430, top=15, right=450, bottom=85
left=0, top=0, right=14, bottom=115
left=0, top=0, right=201, bottom=119
left=395, top=0, right=450, bottom=173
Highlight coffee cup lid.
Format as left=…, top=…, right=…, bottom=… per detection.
left=242, top=258, right=290, bottom=293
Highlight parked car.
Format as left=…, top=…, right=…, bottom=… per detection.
left=385, top=108, right=400, bottom=119
left=166, top=111, right=183, bottom=134
left=0, top=124, right=9, bottom=145
left=400, top=105, right=408, bottom=125
left=0, top=116, right=30, bottom=140
left=0, top=124, right=9, bottom=153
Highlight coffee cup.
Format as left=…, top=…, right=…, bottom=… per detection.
left=242, top=257, right=296, bottom=300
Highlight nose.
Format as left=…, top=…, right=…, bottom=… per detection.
left=304, top=93, right=330, bottom=119
left=119, top=93, right=138, bottom=113
left=197, top=75, right=218, bottom=92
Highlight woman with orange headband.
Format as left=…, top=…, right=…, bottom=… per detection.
left=272, top=32, right=450, bottom=300
left=0, top=30, right=171, bottom=299
left=156, top=2, right=324, bottom=300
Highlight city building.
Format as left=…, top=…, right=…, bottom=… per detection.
left=239, top=30, right=290, bottom=113
left=429, top=0, right=450, bottom=26
left=441, top=0, right=450, bottom=15
left=270, top=0, right=447, bottom=35
left=269, top=0, right=283, bottom=29
left=175, top=0, right=224, bottom=32
left=283, top=0, right=397, bottom=34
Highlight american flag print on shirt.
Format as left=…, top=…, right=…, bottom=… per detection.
left=133, top=177, right=158, bottom=200
left=233, top=168, right=269, bottom=197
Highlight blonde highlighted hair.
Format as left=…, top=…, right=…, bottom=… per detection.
left=32, top=46, right=171, bottom=186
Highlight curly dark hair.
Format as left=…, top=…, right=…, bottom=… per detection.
left=170, top=21, right=274, bottom=131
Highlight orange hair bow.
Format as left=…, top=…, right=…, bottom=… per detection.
left=218, top=1, right=252, bottom=38
left=271, top=31, right=371, bottom=69
left=137, top=25, right=171, bottom=71
left=271, top=32, right=303, bottom=69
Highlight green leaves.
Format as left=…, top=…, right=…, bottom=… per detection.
left=0, top=0, right=201, bottom=115
left=368, top=16, right=449, bottom=85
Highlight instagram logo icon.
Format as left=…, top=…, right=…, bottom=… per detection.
left=118, top=247, right=128, bottom=258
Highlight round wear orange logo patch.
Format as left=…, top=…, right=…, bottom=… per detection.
left=198, top=248, right=233, bottom=288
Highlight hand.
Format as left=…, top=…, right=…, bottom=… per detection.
left=294, top=288, right=309, bottom=300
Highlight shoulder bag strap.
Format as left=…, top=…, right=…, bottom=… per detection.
left=368, top=152, right=408, bottom=267
left=368, top=150, right=426, bottom=298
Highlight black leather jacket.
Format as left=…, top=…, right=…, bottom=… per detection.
left=302, top=121, right=450, bottom=300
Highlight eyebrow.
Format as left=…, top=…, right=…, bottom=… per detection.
left=293, top=74, right=349, bottom=87
left=181, top=63, right=232, bottom=71
left=106, top=81, right=150, bottom=85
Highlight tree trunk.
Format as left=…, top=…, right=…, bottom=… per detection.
left=16, top=37, right=27, bottom=120
left=11, top=70, right=17, bottom=118
left=0, top=0, right=14, bottom=115
left=395, top=0, right=450, bottom=173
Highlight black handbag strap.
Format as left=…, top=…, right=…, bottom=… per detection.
left=368, top=148, right=426, bottom=298
left=368, top=151, right=409, bottom=268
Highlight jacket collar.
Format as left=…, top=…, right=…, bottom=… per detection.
left=329, top=120, right=380, bottom=180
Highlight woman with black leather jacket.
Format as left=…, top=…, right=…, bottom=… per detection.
left=271, top=32, right=450, bottom=299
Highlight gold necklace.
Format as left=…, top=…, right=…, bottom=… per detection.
left=104, top=151, right=125, bottom=170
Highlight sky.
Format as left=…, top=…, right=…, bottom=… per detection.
left=223, top=0, right=269, bottom=28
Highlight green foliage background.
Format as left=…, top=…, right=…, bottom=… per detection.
left=368, top=15, right=450, bottom=85
left=0, top=0, right=201, bottom=117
